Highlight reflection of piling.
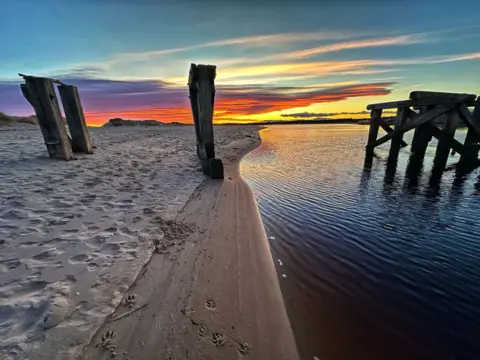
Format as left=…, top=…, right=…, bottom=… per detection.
left=366, top=91, right=480, bottom=176
left=188, top=63, right=224, bottom=179
left=19, top=74, right=93, bottom=160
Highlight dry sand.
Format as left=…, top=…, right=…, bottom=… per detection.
left=0, top=125, right=298, bottom=359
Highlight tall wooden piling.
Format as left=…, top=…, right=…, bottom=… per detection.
left=366, top=109, right=381, bottom=154
left=460, top=104, right=480, bottom=164
left=432, top=110, right=457, bottom=170
left=21, top=76, right=74, bottom=160
left=388, top=107, right=409, bottom=161
left=410, top=106, right=433, bottom=157
left=58, top=84, right=93, bottom=154
left=188, top=63, right=224, bottom=179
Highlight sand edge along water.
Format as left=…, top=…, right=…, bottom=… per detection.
left=77, top=129, right=299, bottom=360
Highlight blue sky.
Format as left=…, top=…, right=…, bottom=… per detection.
left=1, top=0, right=479, bottom=124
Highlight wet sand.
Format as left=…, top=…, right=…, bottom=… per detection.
left=79, top=132, right=299, bottom=360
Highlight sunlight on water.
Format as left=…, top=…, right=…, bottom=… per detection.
left=241, top=124, right=480, bottom=360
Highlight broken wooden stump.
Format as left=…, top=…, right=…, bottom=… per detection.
left=19, top=74, right=93, bottom=160
left=58, top=84, right=93, bottom=154
left=366, top=91, right=480, bottom=174
left=188, top=63, right=224, bottom=179
left=21, top=76, right=74, bottom=160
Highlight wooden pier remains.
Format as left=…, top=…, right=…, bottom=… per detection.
left=188, top=63, right=224, bottom=179
left=366, top=91, right=480, bottom=172
left=19, top=74, right=93, bottom=160
left=58, top=84, right=93, bottom=154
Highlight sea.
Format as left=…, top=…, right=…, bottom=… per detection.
left=241, top=124, right=480, bottom=360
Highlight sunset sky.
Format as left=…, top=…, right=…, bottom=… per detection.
left=0, top=0, right=479, bottom=125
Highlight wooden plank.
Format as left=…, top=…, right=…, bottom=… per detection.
left=366, top=109, right=381, bottom=151
left=378, top=117, right=408, bottom=147
left=367, top=96, right=475, bottom=110
left=373, top=105, right=454, bottom=148
left=409, top=91, right=477, bottom=101
left=22, top=77, right=74, bottom=160
left=58, top=85, right=93, bottom=154
left=432, top=110, right=457, bottom=170
left=460, top=105, right=480, bottom=164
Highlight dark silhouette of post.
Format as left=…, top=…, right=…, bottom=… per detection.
left=188, top=63, right=224, bottom=179
left=58, top=84, right=93, bottom=154
left=459, top=104, right=480, bottom=165
left=20, top=75, right=74, bottom=160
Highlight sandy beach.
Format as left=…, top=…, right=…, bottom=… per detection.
left=0, top=124, right=298, bottom=360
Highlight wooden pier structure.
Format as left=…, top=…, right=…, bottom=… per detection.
left=19, top=74, right=93, bottom=160
left=366, top=91, right=480, bottom=172
left=188, top=63, right=224, bottom=179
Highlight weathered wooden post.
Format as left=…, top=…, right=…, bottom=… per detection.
left=58, top=84, right=93, bottom=154
left=459, top=104, right=480, bottom=165
left=20, top=75, right=74, bottom=160
left=188, top=63, right=224, bottom=179
left=366, top=109, right=381, bottom=154
left=388, top=107, right=409, bottom=161
left=432, top=109, right=457, bottom=170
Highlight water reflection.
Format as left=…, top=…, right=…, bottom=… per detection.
left=242, top=125, right=480, bottom=360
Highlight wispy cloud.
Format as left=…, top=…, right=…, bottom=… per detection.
left=105, top=31, right=366, bottom=65
left=279, top=34, right=427, bottom=60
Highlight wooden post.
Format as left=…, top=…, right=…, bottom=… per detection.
left=460, top=104, right=480, bottom=165
left=432, top=109, right=457, bottom=171
left=188, top=63, right=224, bottom=179
left=388, top=107, right=409, bottom=161
left=366, top=109, right=381, bottom=153
left=58, top=85, right=93, bottom=154
left=21, top=76, right=74, bottom=160
left=410, top=106, right=432, bottom=157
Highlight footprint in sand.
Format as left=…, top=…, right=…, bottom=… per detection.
left=32, top=248, right=65, bottom=262
left=236, top=339, right=251, bottom=355
left=69, top=254, right=98, bottom=264
left=205, top=299, right=216, bottom=311
left=212, top=332, right=226, bottom=347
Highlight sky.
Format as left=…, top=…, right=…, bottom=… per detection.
left=0, top=0, right=479, bottom=126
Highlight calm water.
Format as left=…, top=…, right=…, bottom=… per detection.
left=241, top=125, right=480, bottom=360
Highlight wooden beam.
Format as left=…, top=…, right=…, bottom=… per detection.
left=58, top=85, right=93, bottom=154
left=409, top=91, right=477, bottom=101
left=373, top=105, right=454, bottom=148
left=426, top=124, right=462, bottom=153
left=377, top=117, right=408, bottom=147
left=21, top=77, right=74, bottom=160
left=432, top=110, right=457, bottom=170
left=366, top=109, right=381, bottom=152
left=367, top=96, right=476, bottom=110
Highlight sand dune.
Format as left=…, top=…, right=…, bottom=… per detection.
left=0, top=125, right=293, bottom=359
